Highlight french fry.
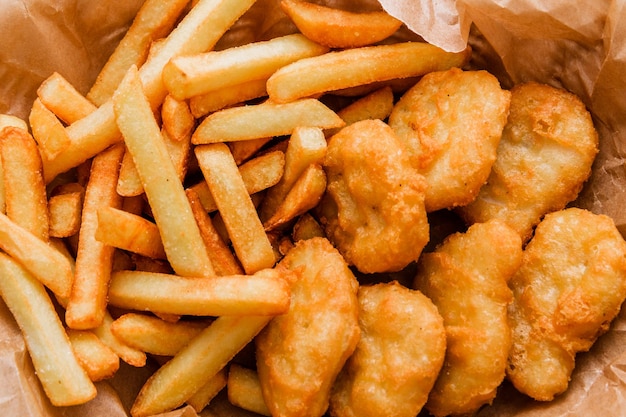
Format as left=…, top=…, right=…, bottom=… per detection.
left=67, top=328, right=120, bottom=382
left=189, top=78, right=268, bottom=118
left=131, top=314, right=272, bottom=417
left=87, top=0, right=190, bottom=106
left=195, top=143, right=276, bottom=274
left=229, top=136, right=273, bottom=165
left=260, top=126, right=327, bottom=222
left=192, top=98, right=344, bottom=144
left=292, top=212, right=325, bottom=242
left=0, top=252, right=96, bottom=406
left=48, top=183, right=84, bottom=238
left=112, top=65, right=215, bottom=278
left=0, top=113, right=28, bottom=131
left=263, top=163, right=327, bottom=231
left=65, top=143, right=125, bottom=329
left=280, top=0, right=403, bottom=48
left=37, top=72, right=96, bottom=124
left=266, top=42, right=472, bottom=103
left=162, top=94, right=195, bottom=142
left=92, top=310, right=148, bottom=368
left=110, top=313, right=210, bottom=356
left=163, top=33, right=328, bottom=100
left=228, top=364, right=271, bottom=416
left=28, top=98, right=71, bottom=160
left=108, top=268, right=291, bottom=316
left=185, top=368, right=228, bottom=413
left=326, top=85, right=395, bottom=137
left=95, top=206, right=167, bottom=259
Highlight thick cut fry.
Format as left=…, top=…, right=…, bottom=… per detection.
left=280, top=0, right=402, bottom=48
left=164, top=33, right=328, bottom=100
left=229, top=136, right=273, bottom=165
left=108, top=268, right=291, bottom=316
left=113, top=66, right=215, bottom=278
left=87, top=0, right=190, bottom=105
left=195, top=143, right=276, bottom=274
left=65, top=144, right=124, bottom=330
left=110, top=313, right=210, bottom=356
left=266, top=42, right=472, bottom=103
left=37, top=72, right=96, bottom=124
left=260, top=126, right=326, bottom=222
left=189, top=78, right=268, bottom=118
left=48, top=183, right=84, bottom=238
left=228, top=364, right=271, bottom=416
left=96, top=206, right=167, bottom=259
left=292, top=212, right=325, bottom=242
left=326, top=86, right=395, bottom=137
left=185, top=368, right=228, bottom=413
left=264, top=163, right=326, bottom=231
left=0, top=127, right=49, bottom=241
left=0, top=114, right=28, bottom=131
left=29, top=98, right=71, bottom=160
left=192, top=99, right=345, bottom=144
left=131, top=314, right=272, bottom=417
left=0, top=252, right=96, bottom=406
left=92, top=311, right=147, bottom=367
left=162, top=94, right=195, bottom=142
left=67, top=328, right=120, bottom=382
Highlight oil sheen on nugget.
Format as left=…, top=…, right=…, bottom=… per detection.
left=414, top=220, right=523, bottom=417
left=317, top=119, right=429, bottom=274
left=388, top=67, right=511, bottom=212
left=255, top=237, right=360, bottom=417
left=507, top=208, right=626, bottom=401
left=457, top=81, right=599, bottom=242
left=329, top=281, right=446, bottom=417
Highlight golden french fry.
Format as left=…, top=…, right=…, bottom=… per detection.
left=95, top=206, right=167, bottom=259
left=131, top=314, right=272, bottom=417
left=110, top=313, right=210, bottom=356
left=292, top=212, right=325, bottom=242
left=28, top=98, right=71, bottom=160
left=48, top=183, right=85, bottom=238
left=163, top=33, right=328, bottom=100
left=186, top=368, right=228, bottom=413
left=108, top=268, right=291, bottom=316
left=229, top=136, right=273, bottom=165
left=260, top=126, right=326, bottom=222
left=228, top=364, right=271, bottom=416
left=266, top=42, right=472, bottom=103
left=37, top=72, right=96, bottom=124
left=192, top=98, right=344, bottom=144
left=264, top=163, right=327, bottom=231
left=87, top=0, right=190, bottom=105
left=195, top=143, right=276, bottom=274
left=189, top=78, right=268, bottom=118
left=326, top=85, right=395, bottom=137
left=0, top=252, right=96, bottom=406
left=0, top=113, right=28, bottom=131
left=280, top=0, right=402, bottom=48
left=162, top=94, right=195, bottom=142
left=112, top=65, right=215, bottom=278
left=65, top=143, right=125, bottom=329
left=67, top=328, right=120, bottom=382
left=92, top=311, right=147, bottom=368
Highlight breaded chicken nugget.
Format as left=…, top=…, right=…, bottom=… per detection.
left=329, top=281, right=446, bottom=417
left=507, top=208, right=626, bottom=401
left=457, top=82, right=599, bottom=242
left=413, top=219, right=523, bottom=417
left=317, top=119, right=429, bottom=274
left=255, top=237, right=360, bottom=417
left=388, top=67, right=511, bottom=212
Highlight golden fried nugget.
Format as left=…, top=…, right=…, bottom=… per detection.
left=457, top=82, right=599, bottom=242
left=414, top=219, right=523, bottom=417
left=255, top=237, right=360, bottom=417
left=329, top=281, right=446, bottom=417
left=388, top=67, right=511, bottom=212
left=507, top=208, right=626, bottom=401
left=317, top=119, right=429, bottom=274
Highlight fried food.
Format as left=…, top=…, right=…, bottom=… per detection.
left=388, top=67, right=511, bottom=212
left=413, top=219, right=523, bottom=416
left=456, top=81, right=599, bottom=242
left=507, top=208, right=626, bottom=401
left=317, top=119, right=429, bottom=274
left=255, top=237, right=360, bottom=417
left=329, top=281, right=446, bottom=417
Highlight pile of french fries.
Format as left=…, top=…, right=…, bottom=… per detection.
left=0, top=0, right=474, bottom=416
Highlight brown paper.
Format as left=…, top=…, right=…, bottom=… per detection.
left=1, top=0, right=626, bottom=416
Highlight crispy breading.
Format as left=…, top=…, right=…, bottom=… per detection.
left=457, top=81, right=599, bottom=242
left=507, top=208, right=626, bottom=401
left=329, top=281, right=446, bottom=417
left=414, top=219, right=523, bottom=416
left=388, top=67, right=511, bottom=212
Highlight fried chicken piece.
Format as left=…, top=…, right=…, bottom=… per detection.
left=317, top=119, right=429, bottom=274
left=388, top=67, right=511, bottom=212
left=413, top=219, right=523, bottom=416
left=457, top=81, right=599, bottom=242
left=329, top=281, right=446, bottom=417
left=507, top=208, right=626, bottom=401
left=255, top=237, right=360, bottom=417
